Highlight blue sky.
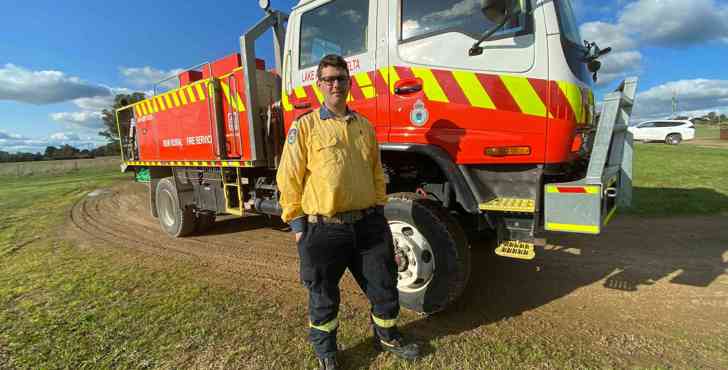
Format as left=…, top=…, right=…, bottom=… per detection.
left=1, top=0, right=727, bottom=153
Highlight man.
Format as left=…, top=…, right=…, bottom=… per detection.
left=276, top=54, right=421, bottom=369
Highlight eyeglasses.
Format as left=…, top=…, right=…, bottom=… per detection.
left=319, top=75, right=349, bottom=85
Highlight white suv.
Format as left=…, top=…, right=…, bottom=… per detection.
left=628, top=120, right=695, bottom=145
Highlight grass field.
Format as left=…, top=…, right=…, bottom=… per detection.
left=1, top=144, right=727, bottom=369
left=0, top=157, right=120, bottom=177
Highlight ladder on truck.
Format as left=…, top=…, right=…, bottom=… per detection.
left=544, top=77, right=639, bottom=234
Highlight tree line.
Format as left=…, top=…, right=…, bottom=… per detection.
left=0, top=143, right=121, bottom=163
left=1, top=92, right=146, bottom=163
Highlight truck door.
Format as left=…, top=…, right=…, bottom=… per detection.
left=288, top=0, right=381, bottom=135
left=385, top=0, right=538, bottom=163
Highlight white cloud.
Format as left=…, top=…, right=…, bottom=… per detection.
left=423, top=0, right=479, bottom=23
left=0, top=64, right=111, bottom=105
left=596, top=51, right=642, bottom=86
left=633, top=79, right=728, bottom=119
left=618, top=0, right=728, bottom=47
left=120, top=66, right=185, bottom=90
left=580, top=21, right=636, bottom=51
left=50, top=132, right=81, bottom=141
left=0, top=130, right=106, bottom=153
left=49, top=111, right=104, bottom=129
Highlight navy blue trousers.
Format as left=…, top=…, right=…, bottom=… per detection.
left=297, top=212, right=400, bottom=359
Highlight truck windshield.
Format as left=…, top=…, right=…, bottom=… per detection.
left=401, top=0, right=525, bottom=42
left=556, top=0, right=582, bottom=45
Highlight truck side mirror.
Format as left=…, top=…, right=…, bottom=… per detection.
left=258, top=0, right=270, bottom=11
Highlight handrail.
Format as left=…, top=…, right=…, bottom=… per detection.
left=153, top=61, right=214, bottom=96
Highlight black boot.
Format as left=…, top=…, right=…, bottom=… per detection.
left=317, top=355, right=338, bottom=370
left=372, top=327, right=421, bottom=360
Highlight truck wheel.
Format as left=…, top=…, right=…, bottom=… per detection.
left=195, top=211, right=216, bottom=233
left=155, top=177, right=195, bottom=237
left=665, top=133, right=682, bottom=145
left=385, top=192, right=471, bottom=314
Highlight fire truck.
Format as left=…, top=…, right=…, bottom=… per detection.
left=116, top=0, right=637, bottom=314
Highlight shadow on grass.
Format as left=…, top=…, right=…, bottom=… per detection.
left=339, top=207, right=728, bottom=367
left=627, top=187, right=728, bottom=216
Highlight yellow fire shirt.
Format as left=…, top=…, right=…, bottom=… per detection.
left=276, top=105, right=387, bottom=228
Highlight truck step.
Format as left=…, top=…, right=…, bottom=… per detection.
left=495, top=240, right=535, bottom=260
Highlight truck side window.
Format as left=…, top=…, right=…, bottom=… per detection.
left=299, top=0, right=369, bottom=69
left=401, top=0, right=526, bottom=42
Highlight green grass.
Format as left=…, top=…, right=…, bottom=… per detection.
left=694, top=124, right=722, bottom=139
left=629, top=144, right=728, bottom=215
left=1, top=149, right=726, bottom=369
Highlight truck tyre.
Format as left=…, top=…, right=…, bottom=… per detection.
left=155, top=177, right=195, bottom=237
left=665, top=133, right=682, bottom=145
left=195, top=211, right=216, bottom=233
left=385, top=192, right=471, bottom=314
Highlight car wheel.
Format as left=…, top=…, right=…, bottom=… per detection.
left=665, top=133, right=682, bottom=145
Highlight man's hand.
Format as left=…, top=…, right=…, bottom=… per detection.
left=295, top=232, right=303, bottom=243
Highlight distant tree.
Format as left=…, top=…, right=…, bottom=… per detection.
left=44, top=146, right=58, bottom=159
left=99, top=92, right=147, bottom=142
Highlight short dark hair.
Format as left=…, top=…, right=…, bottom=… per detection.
left=316, top=54, right=349, bottom=79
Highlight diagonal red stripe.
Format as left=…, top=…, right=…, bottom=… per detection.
left=348, top=76, right=365, bottom=101
left=370, top=70, right=389, bottom=96
left=549, top=81, right=576, bottom=122
left=476, top=73, right=520, bottom=113
left=528, top=78, right=552, bottom=117
left=394, top=66, right=415, bottom=80
left=303, top=85, right=321, bottom=109
left=431, top=69, right=469, bottom=106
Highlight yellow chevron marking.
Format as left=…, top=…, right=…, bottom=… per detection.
left=452, top=70, right=496, bottom=109
left=294, top=86, right=307, bottom=99
left=186, top=86, right=198, bottom=103
left=163, top=94, right=173, bottom=109
left=312, top=85, right=325, bottom=103
left=221, top=81, right=233, bottom=107
left=170, top=91, right=181, bottom=107
left=354, top=72, right=376, bottom=99
left=195, top=83, right=206, bottom=101
left=411, top=67, right=449, bottom=103
left=558, top=81, right=584, bottom=124
left=500, top=75, right=548, bottom=117
left=282, top=92, right=293, bottom=111
left=383, top=67, right=400, bottom=95
left=235, top=93, right=246, bottom=112
left=137, top=103, right=145, bottom=116
left=156, top=96, right=166, bottom=111
left=133, top=105, right=141, bottom=117
left=143, top=100, right=152, bottom=114
left=178, top=89, right=188, bottom=105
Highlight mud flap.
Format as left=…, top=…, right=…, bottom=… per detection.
left=544, top=77, right=638, bottom=235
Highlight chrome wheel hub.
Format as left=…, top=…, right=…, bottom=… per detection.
left=390, top=220, right=435, bottom=293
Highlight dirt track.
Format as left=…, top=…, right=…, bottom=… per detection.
left=65, top=182, right=728, bottom=368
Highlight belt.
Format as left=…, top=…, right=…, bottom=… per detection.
left=307, top=207, right=379, bottom=224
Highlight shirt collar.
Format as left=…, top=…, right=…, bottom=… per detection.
left=319, top=104, right=355, bottom=121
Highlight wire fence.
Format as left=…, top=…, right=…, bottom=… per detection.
left=0, top=157, right=121, bottom=177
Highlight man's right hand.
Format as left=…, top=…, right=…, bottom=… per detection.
left=295, top=232, right=303, bottom=243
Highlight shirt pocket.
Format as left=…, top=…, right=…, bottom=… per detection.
left=312, top=135, right=342, bottom=168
